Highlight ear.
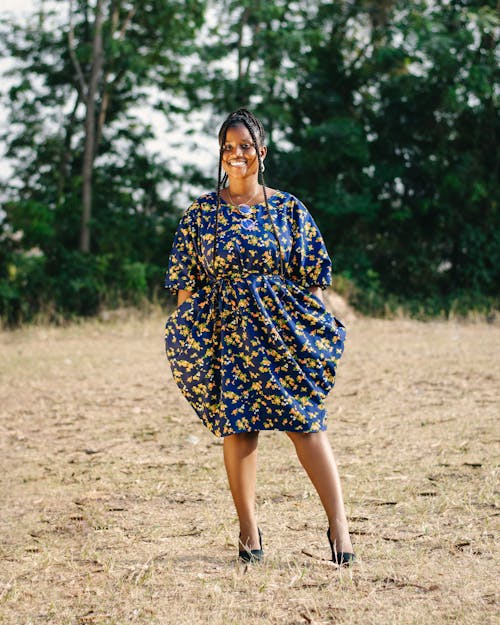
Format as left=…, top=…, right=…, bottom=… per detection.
left=260, top=145, right=267, bottom=161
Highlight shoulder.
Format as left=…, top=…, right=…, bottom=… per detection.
left=179, top=192, right=217, bottom=225
left=193, top=191, right=218, bottom=206
left=186, top=191, right=216, bottom=213
left=271, top=191, right=313, bottom=224
left=266, top=190, right=304, bottom=215
left=271, top=190, right=307, bottom=210
left=269, top=190, right=296, bottom=204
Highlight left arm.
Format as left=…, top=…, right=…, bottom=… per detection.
left=288, top=197, right=333, bottom=293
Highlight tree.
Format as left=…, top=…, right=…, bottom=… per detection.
left=193, top=0, right=499, bottom=314
left=69, top=0, right=106, bottom=252
left=0, top=0, right=206, bottom=322
left=1, top=0, right=497, bottom=323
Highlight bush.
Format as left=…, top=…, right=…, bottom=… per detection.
left=0, top=248, right=165, bottom=326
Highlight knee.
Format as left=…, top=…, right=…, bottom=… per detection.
left=287, top=430, right=323, bottom=448
left=286, top=431, right=307, bottom=447
left=225, top=431, right=259, bottom=451
left=240, top=431, right=259, bottom=443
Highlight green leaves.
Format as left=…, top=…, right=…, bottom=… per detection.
left=0, top=0, right=497, bottom=322
left=0, top=0, right=206, bottom=323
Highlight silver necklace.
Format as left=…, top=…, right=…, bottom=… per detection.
left=227, top=186, right=261, bottom=214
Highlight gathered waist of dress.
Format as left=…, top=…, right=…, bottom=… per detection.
left=209, top=270, right=285, bottom=285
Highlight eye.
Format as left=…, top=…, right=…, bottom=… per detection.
left=241, top=143, right=253, bottom=150
left=222, top=144, right=232, bottom=152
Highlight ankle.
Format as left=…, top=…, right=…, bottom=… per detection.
left=327, top=525, right=353, bottom=553
left=238, top=527, right=264, bottom=563
left=239, top=522, right=260, bottom=550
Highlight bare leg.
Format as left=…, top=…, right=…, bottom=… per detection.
left=223, top=431, right=260, bottom=550
left=287, top=431, right=353, bottom=553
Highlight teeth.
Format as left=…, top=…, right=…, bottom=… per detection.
left=230, top=161, right=246, bottom=166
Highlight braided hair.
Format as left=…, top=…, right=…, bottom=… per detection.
left=213, top=108, right=284, bottom=276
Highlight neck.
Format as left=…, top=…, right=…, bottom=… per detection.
left=227, top=179, right=260, bottom=199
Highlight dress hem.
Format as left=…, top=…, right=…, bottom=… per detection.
left=202, top=421, right=329, bottom=439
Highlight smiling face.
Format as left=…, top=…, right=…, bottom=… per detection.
left=220, top=123, right=267, bottom=182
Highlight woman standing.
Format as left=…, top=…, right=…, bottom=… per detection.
left=164, top=108, right=355, bottom=566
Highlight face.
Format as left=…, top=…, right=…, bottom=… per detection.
left=220, top=124, right=267, bottom=182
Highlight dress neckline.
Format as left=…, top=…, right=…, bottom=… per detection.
left=217, top=190, right=283, bottom=208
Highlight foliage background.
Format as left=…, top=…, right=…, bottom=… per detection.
left=0, top=0, right=498, bottom=324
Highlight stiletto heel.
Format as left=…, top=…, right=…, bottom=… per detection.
left=239, top=527, right=264, bottom=563
left=327, top=528, right=356, bottom=566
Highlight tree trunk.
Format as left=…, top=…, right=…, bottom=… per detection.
left=57, top=93, right=80, bottom=207
left=95, top=6, right=136, bottom=154
left=80, top=0, right=104, bottom=253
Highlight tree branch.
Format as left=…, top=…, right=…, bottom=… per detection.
left=95, top=5, right=136, bottom=153
left=237, top=7, right=250, bottom=81
left=345, top=41, right=372, bottom=73
left=68, top=0, right=87, bottom=100
left=57, top=91, right=81, bottom=205
left=117, top=6, right=136, bottom=40
left=80, top=0, right=104, bottom=253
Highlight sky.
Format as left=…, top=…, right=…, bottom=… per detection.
left=0, top=0, right=38, bottom=17
left=2, top=0, right=31, bottom=11
left=0, top=0, right=218, bottom=202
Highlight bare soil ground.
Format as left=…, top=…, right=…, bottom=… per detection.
left=0, top=304, right=498, bottom=625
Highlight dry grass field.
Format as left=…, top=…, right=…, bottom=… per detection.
left=0, top=301, right=498, bottom=625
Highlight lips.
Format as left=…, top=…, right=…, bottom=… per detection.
left=228, top=160, right=247, bottom=167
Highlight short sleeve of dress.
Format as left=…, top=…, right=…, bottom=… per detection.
left=287, top=197, right=333, bottom=289
left=164, top=203, right=203, bottom=295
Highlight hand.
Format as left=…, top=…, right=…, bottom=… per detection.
left=177, top=289, right=193, bottom=307
left=308, top=285, right=324, bottom=303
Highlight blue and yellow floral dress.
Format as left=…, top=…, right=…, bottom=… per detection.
left=164, top=190, right=346, bottom=438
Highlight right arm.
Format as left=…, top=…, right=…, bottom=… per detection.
left=164, top=200, right=201, bottom=302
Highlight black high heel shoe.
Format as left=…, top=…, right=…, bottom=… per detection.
left=327, top=528, right=356, bottom=566
left=239, top=527, right=264, bottom=563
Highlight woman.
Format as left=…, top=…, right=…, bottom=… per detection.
left=164, top=108, right=355, bottom=566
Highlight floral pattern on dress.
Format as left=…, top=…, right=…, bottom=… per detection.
left=164, top=190, right=346, bottom=438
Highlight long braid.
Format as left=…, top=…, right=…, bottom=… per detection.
left=213, top=127, right=227, bottom=275
left=243, top=121, right=285, bottom=278
left=213, top=108, right=284, bottom=277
